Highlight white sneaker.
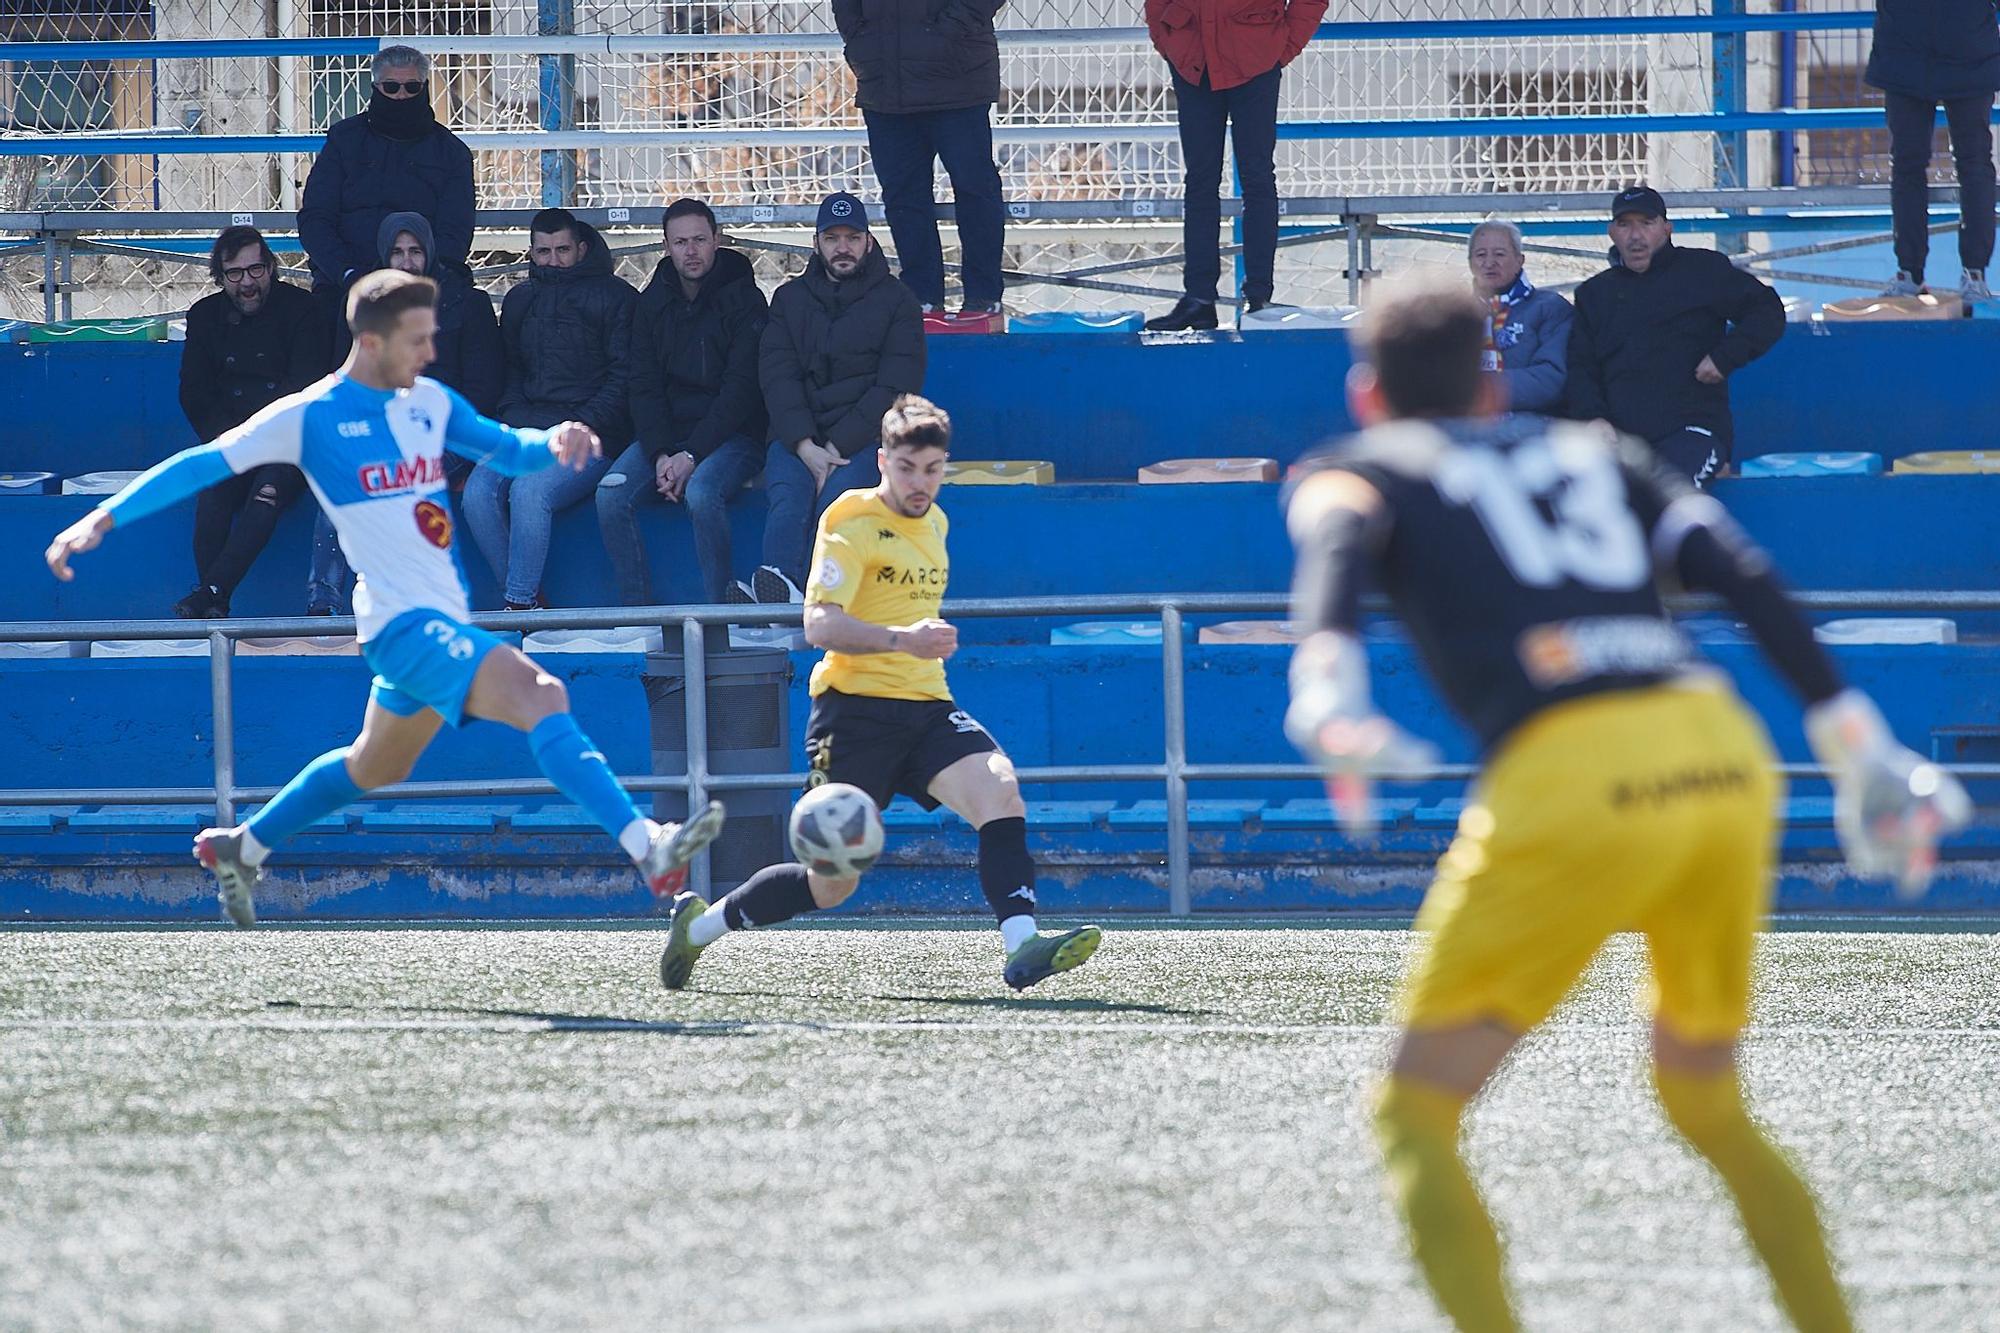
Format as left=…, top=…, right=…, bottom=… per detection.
left=1885, top=270, right=1924, bottom=297
left=1961, top=268, right=1992, bottom=301
left=639, top=801, right=727, bottom=901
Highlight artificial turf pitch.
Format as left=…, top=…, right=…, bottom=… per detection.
left=1, top=918, right=1994, bottom=1332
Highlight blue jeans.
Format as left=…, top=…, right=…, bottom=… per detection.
left=461, top=454, right=613, bottom=606
left=863, top=104, right=1006, bottom=308
left=761, top=440, right=882, bottom=589
left=1172, top=66, right=1281, bottom=305
left=306, top=506, right=352, bottom=613
left=595, top=436, right=764, bottom=605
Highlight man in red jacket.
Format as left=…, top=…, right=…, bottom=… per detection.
left=1144, top=0, right=1327, bottom=330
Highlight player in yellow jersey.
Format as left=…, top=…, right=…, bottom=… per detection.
left=1285, top=279, right=1968, bottom=1332
left=658, top=394, right=1103, bottom=991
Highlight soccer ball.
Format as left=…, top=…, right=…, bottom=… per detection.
left=789, top=782, right=885, bottom=879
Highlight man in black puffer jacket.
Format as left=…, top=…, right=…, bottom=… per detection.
left=598, top=198, right=770, bottom=607
left=1566, top=187, right=1785, bottom=487
left=1868, top=0, right=2000, bottom=299
left=174, top=224, right=331, bottom=619
left=832, top=0, right=1007, bottom=319
left=750, top=193, right=926, bottom=602
left=298, top=46, right=474, bottom=331
left=463, top=209, right=636, bottom=609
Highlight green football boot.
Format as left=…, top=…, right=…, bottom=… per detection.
left=1002, top=924, right=1102, bottom=991
left=658, top=891, right=710, bottom=991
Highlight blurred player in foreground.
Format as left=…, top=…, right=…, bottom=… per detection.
left=1284, top=278, right=1968, bottom=1332
left=46, top=269, right=724, bottom=926
left=657, top=394, right=1102, bottom=992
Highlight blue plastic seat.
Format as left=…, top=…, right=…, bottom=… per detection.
left=1107, top=799, right=1264, bottom=832
left=1259, top=797, right=1419, bottom=831
left=68, top=805, right=208, bottom=831
left=1051, top=621, right=1162, bottom=646
left=1024, top=800, right=1114, bottom=832
left=355, top=804, right=500, bottom=834
left=1737, top=452, right=1882, bottom=478
left=881, top=799, right=942, bottom=832
left=1414, top=799, right=1467, bottom=830
left=1009, top=310, right=1143, bottom=335
left=0, top=471, right=58, bottom=495
left=0, top=808, right=62, bottom=831
left=508, top=803, right=599, bottom=833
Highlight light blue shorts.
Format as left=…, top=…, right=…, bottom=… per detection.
left=361, top=609, right=505, bottom=727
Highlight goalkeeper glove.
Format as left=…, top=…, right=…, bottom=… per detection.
left=1805, top=689, right=1971, bottom=898
left=1285, top=632, right=1439, bottom=835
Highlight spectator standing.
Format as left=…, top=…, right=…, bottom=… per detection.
left=1467, top=218, right=1573, bottom=416
left=597, top=199, right=770, bottom=608
left=308, top=210, right=502, bottom=615
left=1142, top=0, right=1328, bottom=330
left=463, top=208, right=635, bottom=610
left=174, top=225, right=330, bottom=618
left=1867, top=0, right=2000, bottom=299
left=1567, top=187, right=1785, bottom=486
left=298, top=46, right=475, bottom=320
left=751, top=193, right=926, bottom=603
left=831, top=0, right=1007, bottom=320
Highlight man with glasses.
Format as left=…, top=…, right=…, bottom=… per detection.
left=299, top=44, right=475, bottom=313
left=174, top=224, right=330, bottom=618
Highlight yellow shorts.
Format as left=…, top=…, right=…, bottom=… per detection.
left=1399, top=677, right=1782, bottom=1045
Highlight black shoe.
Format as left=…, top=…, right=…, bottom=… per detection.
left=722, top=580, right=757, bottom=606
left=1144, top=297, right=1218, bottom=332
left=1245, top=297, right=1282, bottom=315
left=306, top=604, right=337, bottom=617
left=173, top=585, right=227, bottom=619
left=752, top=565, right=804, bottom=604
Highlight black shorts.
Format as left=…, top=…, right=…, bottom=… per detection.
left=804, top=688, right=1002, bottom=812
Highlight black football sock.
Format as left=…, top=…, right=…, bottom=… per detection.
left=716, top=862, right=819, bottom=931
left=978, top=816, right=1040, bottom=942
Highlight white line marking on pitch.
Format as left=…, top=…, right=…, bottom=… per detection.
left=714, top=1260, right=1178, bottom=1333
left=2, top=1016, right=1997, bottom=1041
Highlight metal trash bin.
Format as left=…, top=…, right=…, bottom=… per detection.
left=643, top=647, right=791, bottom=893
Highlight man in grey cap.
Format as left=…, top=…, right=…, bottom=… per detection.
left=749, top=192, right=926, bottom=603
left=1566, top=185, right=1785, bottom=485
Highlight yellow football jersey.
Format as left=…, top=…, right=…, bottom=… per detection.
left=804, top=488, right=953, bottom=701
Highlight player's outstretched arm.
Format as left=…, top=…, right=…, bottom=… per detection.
left=803, top=603, right=957, bottom=659
left=1628, top=446, right=1969, bottom=894
left=436, top=384, right=599, bottom=476
left=1283, top=468, right=1437, bottom=833
left=44, top=444, right=235, bottom=581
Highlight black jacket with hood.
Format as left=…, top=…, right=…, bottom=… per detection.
left=831, top=0, right=1004, bottom=114
left=629, top=246, right=770, bottom=464
left=1867, top=0, right=2000, bottom=102
left=497, top=217, right=638, bottom=442
left=178, top=278, right=330, bottom=444
left=1565, top=241, right=1785, bottom=449
left=298, top=94, right=476, bottom=291
left=331, top=211, right=504, bottom=415
left=760, top=243, right=926, bottom=460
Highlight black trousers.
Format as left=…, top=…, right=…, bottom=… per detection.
left=863, top=104, right=1007, bottom=308
left=1171, top=65, right=1282, bottom=305
left=1885, top=90, right=1997, bottom=278
left=192, top=463, right=308, bottom=597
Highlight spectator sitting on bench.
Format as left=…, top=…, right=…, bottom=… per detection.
left=1467, top=218, right=1573, bottom=416
left=463, top=208, right=635, bottom=610
left=175, top=225, right=330, bottom=618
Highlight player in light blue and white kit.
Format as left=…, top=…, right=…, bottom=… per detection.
left=47, top=270, right=724, bottom=926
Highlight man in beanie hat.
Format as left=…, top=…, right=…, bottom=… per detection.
left=748, top=192, right=926, bottom=603
left=1566, top=186, right=1785, bottom=486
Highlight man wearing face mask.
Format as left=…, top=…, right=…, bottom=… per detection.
left=298, top=45, right=474, bottom=317
left=309, top=211, right=502, bottom=615
left=750, top=192, right=925, bottom=604
left=175, top=225, right=330, bottom=618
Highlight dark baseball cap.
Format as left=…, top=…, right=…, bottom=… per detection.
left=815, top=191, right=869, bottom=234
left=1611, top=185, right=1667, bottom=221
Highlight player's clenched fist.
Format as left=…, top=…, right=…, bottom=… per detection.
left=45, top=509, right=113, bottom=582
left=893, top=618, right=958, bottom=660
left=547, top=420, right=602, bottom=470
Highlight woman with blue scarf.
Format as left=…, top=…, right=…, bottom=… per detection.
left=1468, top=219, right=1574, bottom=415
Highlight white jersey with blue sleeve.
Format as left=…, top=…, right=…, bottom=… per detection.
left=102, top=374, right=554, bottom=642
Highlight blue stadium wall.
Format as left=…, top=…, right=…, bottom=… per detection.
left=4, top=327, right=1999, bottom=920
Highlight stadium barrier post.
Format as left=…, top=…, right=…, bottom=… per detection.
left=1161, top=602, right=1191, bottom=916
left=39, top=230, right=57, bottom=322
left=537, top=0, right=578, bottom=207
left=681, top=614, right=713, bottom=903
left=208, top=628, right=237, bottom=829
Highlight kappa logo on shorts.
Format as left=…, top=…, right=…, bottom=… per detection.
left=947, top=710, right=983, bottom=735
left=422, top=619, right=477, bottom=661
left=413, top=499, right=453, bottom=550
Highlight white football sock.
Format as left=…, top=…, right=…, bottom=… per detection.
left=1000, top=914, right=1039, bottom=955
left=687, top=906, right=730, bottom=948
left=237, top=827, right=271, bottom=868
left=618, top=818, right=656, bottom=864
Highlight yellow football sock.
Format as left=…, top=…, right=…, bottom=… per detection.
left=1374, top=1075, right=1520, bottom=1333
left=1654, top=1066, right=1855, bottom=1333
